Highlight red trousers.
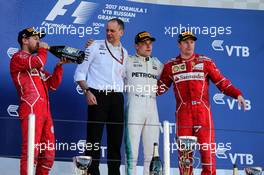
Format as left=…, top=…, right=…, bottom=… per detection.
left=177, top=102, right=216, bottom=175
left=20, top=112, right=55, bottom=175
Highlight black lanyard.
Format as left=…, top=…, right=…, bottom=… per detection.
left=105, top=40, right=124, bottom=65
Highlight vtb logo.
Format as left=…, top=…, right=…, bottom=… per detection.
left=7, top=105, right=19, bottom=117
left=217, top=152, right=254, bottom=165
left=213, top=93, right=251, bottom=111
left=212, top=40, right=250, bottom=57
left=45, top=0, right=98, bottom=24
left=7, top=47, right=19, bottom=58
left=76, top=85, right=85, bottom=95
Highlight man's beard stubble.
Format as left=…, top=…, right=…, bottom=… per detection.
left=29, top=43, right=39, bottom=54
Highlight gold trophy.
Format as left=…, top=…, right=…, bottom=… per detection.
left=177, top=136, right=197, bottom=175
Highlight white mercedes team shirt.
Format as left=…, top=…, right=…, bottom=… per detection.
left=125, top=54, right=163, bottom=97
left=74, top=40, right=128, bottom=92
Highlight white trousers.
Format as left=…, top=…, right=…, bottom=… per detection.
left=125, top=96, right=160, bottom=175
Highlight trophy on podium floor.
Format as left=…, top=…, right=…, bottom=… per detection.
left=73, top=156, right=92, bottom=175
left=244, top=167, right=262, bottom=175
left=177, top=136, right=198, bottom=175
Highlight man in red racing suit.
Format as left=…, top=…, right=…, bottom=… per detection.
left=10, top=27, right=66, bottom=175
left=157, top=31, right=246, bottom=175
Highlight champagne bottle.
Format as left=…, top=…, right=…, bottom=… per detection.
left=149, top=143, right=163, bottom=175
left=233, top=164, right=238, bottom=175
left=48, top=46, right=85, bottom=64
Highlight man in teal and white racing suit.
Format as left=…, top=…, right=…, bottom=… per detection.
left=125, top=31, right=163, bottom=175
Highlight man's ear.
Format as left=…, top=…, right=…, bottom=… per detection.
left=177, top=42, right=181, bottom=49
left=120, top=29, right=124, bottom=37
left=22, top=38, right=28, bottom=45
left=135, top=43, right=139, bottom=50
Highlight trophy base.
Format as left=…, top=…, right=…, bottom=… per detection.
left=244, top=167, right=262, bottom=175
left=74, top=168, right=88, bottom=175
left=73, top=156, right=92, bottom=175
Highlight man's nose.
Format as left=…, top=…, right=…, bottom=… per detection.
left=146, top=44, right=152, bottom=48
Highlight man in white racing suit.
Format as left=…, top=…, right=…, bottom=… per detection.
left=125, top=31, right=163, bottom=175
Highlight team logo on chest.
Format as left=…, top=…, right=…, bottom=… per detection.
left=172, top=63, right=186, bottom=73
left=192, top=62, right=204, bottom=70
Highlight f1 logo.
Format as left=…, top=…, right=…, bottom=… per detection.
left=46, top=0, right=75, bottom=21
left=45, top=0, right=97, bottom=24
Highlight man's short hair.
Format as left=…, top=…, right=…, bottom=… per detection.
left=108, top=18, right=125, bottom=30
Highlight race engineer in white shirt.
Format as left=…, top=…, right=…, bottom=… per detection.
left=74, top=18, right=128, bottom=175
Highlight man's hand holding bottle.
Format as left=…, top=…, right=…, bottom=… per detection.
left=39, top=42, right=49, bottom=49
left=57, top=57, right=71, bottom=66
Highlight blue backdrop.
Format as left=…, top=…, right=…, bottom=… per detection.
left=0, top=0, right=263, bottom=173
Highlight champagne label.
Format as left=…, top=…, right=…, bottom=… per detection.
left=149, top=172, right=162, bottom=175
left=49, top=45, right=84, bottom=64
left=63, top=47, right=79, bottom=55
left=61, top=53, right=77, bottom=60
left=150, top=172, right=162, bottom=175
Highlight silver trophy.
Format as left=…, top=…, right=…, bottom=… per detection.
left=245, top=167, right=262, bottom=175
left=73, top=156, right=92, bottom=175
left=177, top=136, right=198, bottom=175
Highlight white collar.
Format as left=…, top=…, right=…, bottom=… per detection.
left=106, top=40, right=122, bottom=49
left=135, top=54, right=150, bottom=62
